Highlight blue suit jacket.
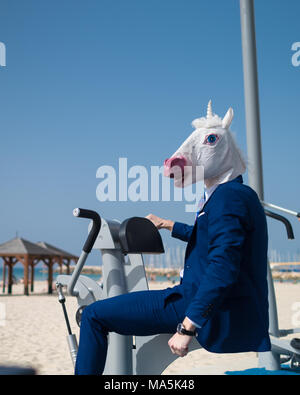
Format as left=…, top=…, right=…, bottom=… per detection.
left=168, top=175, right=271, bottom=353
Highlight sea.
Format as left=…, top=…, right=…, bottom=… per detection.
left=0, top=265, right=101, bottom=283
left=0, top=266, right=180, bottom=284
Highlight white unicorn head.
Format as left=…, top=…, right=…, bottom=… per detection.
left=164, top=100, right=246, bottom=188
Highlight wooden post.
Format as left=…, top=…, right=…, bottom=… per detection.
left=59, top=257, right=63, bottom=274
left=8, top=257, right=13, bottom=294
left=30, top=260, right=34, bottom=293
left=24, top=255, right=29, bottom=296
left=2, top=260, right=6, bottom=293
left=48, top=258, right=53, bottom=294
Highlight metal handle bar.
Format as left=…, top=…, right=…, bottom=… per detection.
left=67, top=208, right=101, bottom=296
left=73, top=208, right=101, bottom=253
left=264, top=209, right=295, bottom=240
left=262, top=201, right=300, bottom=219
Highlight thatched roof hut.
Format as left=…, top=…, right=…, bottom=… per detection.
left=0, top=238, right=78, bottom=295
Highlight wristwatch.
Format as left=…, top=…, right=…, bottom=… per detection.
left=177, top=323, right=197, bottom=337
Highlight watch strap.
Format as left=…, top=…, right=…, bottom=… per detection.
left=177, top=323, right=197, bottom=336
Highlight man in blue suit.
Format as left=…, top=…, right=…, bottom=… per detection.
left=75, top=103, right=271, bottom=374
left=168, top=175, right=271, bottom=354
left=75, top=175, right=271, bottom=375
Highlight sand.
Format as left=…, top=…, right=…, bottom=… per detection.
left=0, top=281, right=299, bottom=375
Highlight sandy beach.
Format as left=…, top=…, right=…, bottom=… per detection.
left=0, top=280, right=299, bottom=375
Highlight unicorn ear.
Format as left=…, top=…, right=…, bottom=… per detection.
left=222, top=107, right=234, bottom=129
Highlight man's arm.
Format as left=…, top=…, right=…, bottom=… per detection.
left=169, top=190, right=250, bottom=357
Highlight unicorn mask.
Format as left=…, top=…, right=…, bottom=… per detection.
left=164, top=100, right=246, bottom=188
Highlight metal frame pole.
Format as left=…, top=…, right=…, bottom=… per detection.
left=240, top=0, right=264, bottom=200
left=240, top=0, right=281, bottom=370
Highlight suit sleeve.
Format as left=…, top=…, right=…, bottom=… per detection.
left=171, top=222, right=194, bottom=242
left=185, top=190, right=250, bottom=328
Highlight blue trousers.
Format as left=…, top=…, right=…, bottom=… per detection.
left=75, top=289, right=186, bottom=375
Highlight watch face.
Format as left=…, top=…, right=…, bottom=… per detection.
left=177, top=323, right=183, bottom=333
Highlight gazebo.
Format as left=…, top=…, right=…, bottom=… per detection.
left=0, top=237, right=78, bottom=295
left=36, top=241, right=78, bottom=276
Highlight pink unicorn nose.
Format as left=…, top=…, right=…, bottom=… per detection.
left=164, top=156, right=187, bottom=178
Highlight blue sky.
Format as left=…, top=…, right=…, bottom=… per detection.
left=0, top=0, right=299, bottom=265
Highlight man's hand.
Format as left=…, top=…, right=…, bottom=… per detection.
left=168, top=317, right=196, bottom=357
left=146, top=214, right=174, bottom=232
left=168, top=333, right=193, bottom=357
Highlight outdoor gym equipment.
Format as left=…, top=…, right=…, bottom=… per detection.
left=57, top=204, right=300, bottom=374
left=56, top=208, right=200, bottom=375
left=240, top=0, right=300, bottom=371
left=259, top=203, right=300, bottom=372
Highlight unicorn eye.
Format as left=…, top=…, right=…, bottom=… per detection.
left=205, top=134, right=219, bottom=145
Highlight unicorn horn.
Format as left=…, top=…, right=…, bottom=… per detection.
left=207, top=100, right=213, bottom=119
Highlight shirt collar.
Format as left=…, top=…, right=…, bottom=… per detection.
left=204, top=183, right=219, bottom=202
